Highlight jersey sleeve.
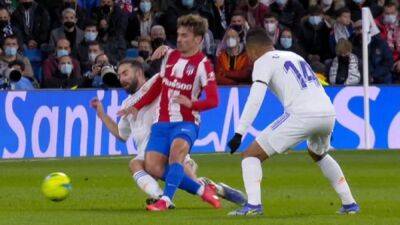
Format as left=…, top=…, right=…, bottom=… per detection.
left=251, top=56, right=274, bottom=85
left=159, top=49, right=174, bottom=78
left=198, top=58, right=216, bottom=87
left=117, top=116, right=131, bottom=141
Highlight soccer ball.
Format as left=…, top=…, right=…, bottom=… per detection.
left=41, top=172, right=72, bottom=202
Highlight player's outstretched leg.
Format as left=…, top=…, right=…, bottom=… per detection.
left=228, top=141, right=267, bottom=216
left=130, top=159, right=163, bottom=199
left=198, top=177, right=247, bottom=206
left=308, top=150, right=360, bottom=214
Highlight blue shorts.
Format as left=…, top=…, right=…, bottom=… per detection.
left=145, top=122, right=199, bottom=157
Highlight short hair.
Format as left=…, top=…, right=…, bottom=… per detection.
left=62, top=8, right=76, bottom=18
left=137, top=36, right=152, bottom=44
left=8, top=60, right=25, bottom=71
left=231, top=10, right=246, bottom=20
left=118, top=58, right=144, bottom=72
left=4, top=34, right=18, bottom=43
left=264, top=12, right=279, bottom=20
left=84, top=20, right=98, bottom=28
left=246, top=28, right=273, bottom=47
left=384, top=1, right=397, bottom=8
left=177, top=14, right=208, bottom=38
left=58, top=55, right=72, bottom=62
left=308, top=5, right=323, bottom=15
left=336, top=38, right=352, bottom=55
left=88, top=41, right=103, bottom=50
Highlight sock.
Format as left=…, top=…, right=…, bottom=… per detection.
left=161, top=165, right=202, bottom=196
left=163, top=163, right=185, bottom=200
left=242, top=157, right=263, bottom=205
left=317, top=154, right=356, bottom=205
left=133, top=170, right=163, bottom=199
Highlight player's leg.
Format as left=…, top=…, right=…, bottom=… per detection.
left=130, top=158, right=163, bottom=199
left=307, top=116, right=359, bottom=214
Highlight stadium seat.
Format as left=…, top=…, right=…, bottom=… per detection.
left=126, top=48, right=139, bottom=58
left=23, top=49, right=43, bottom=82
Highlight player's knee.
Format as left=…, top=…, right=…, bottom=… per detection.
left=144, top=162, right=164, bottom=179
left=308, top=149, right=326, bottom=162
left=129, top=159, right=144, bottom=174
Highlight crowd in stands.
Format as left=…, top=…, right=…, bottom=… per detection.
left=0, top=0, right=399, bottom=89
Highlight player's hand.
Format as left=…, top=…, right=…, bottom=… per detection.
left=228, top=133, right=243, bottom=154
left=90, top=97, right=104, bottom=118
left=150, top=45, right=169, bottom=61
left=172, top=95, right=193, bottom=108
left=117, top=106, right=138, bottom=119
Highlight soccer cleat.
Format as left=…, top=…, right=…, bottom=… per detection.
left=146, top=197, right=175, bottom=209
left=201, top=184, right=221, bottom=208
left=218, top=183, right=247, bottom=206
left=338, top=203, right=360, bottom=214
left=228, top=203, right=263, bottom=216
left=146, top=199, right=169, bottom=211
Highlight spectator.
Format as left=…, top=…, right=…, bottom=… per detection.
left=91, top=0, right=128, bottom=37
left=42, top=38, right=81, bottom=87
left=229, top=10, right=248, bottom=43
left=310, top=0, right=339, bottom=17
left=0, top=35, right=33, bottom=78
left=97, top=18, right=126, bottom=64
left=263, top=12, right=280, bottom=44
left=0, top=6, right=23, bottom=45
left=115, top=0, right=134, bottom=14
left=375, top=2, right=400, bottom=82
left=49, top=8, right=84, bottom=57
left=150, top=24, right=170, bottom=49
left=125, top=0, right=155, bottom=47
left=329, top=7, right=353, bottom=55
left=11, top=0, right=50, bottom=48
left=206, top=0, right=235, bottom=41
left=137, top=36, right=152, bottom=62
left=329, top=39, right=360, bottom=85
left=346, top=0, right=383, bottom=21
left=6, top=60, right=37, bottom=89
left=86, top=53, right=115, bottom=87
left=215, top=28, right=252, bottom=85
left=298, top=6, right=333, bottom=61
left=351, top=20, right=393, bottom=84
left=238, top=0, right=269, bottom=28
left=276, top=28, right=307, bottom=58
left=81, top=41, right=104, bottom=74
left=50, top=0, right=88, bottom=30
left=77, top=20, right=98, bottom=67
left=269, top=0, right=306, bottom=35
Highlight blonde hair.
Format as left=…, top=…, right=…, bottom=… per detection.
left=177, top=14, right=208, bottom=38
left=336, top=38, right=352, bottom=56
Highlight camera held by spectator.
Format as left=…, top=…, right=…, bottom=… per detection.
left=101, top=63, right=119, bottom=87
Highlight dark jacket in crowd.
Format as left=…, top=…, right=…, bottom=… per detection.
left=11, top=1, right=51, bottom=45
left=347, top=0, right=383, bottom=22
left=49, top=26, right=85, bottom=57
left=206, top=0, right=236, bottom=40
left=42, top=55, right=82, bottom=88
left=98, top=33, right=126, bottom=65
left=269, top=0, right=306, bottom=35
left=49, top=4, right=88, bottom=30
left=91, top=5, right=128, bottom=37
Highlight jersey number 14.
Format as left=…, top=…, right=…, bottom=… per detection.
left=284, top=60, right=320, bottom=89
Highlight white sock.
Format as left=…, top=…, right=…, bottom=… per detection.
left=242, top=157, right=263, bottom=205
left=196, top=185, right=205, bottom=196
left=133, top=170, right=163, bottom=199
left=317, top=155, right=356, bottom=205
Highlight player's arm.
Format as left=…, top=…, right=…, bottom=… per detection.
left=90, top=98, right=127, bottom=142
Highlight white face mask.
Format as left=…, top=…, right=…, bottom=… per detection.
left=322, top=0, right=332, bottom=6
left=383, top=14, right=397, bottom=24
left=264, top=22, right=276, bottom=33
left=88, top=52, right=99, bottom=62
left=226, top=37, right=237, bottom=48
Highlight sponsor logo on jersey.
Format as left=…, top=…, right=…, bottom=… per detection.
left=162, top=78, right=193, bottom=91
left=185, top=64, right=196, bottom=76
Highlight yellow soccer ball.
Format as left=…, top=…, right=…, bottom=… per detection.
left=41, top=172, right=72, bottom=202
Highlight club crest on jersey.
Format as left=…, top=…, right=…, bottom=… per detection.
left=185, top=64, right=196, bottom=76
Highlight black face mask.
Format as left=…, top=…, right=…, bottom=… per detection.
left=338, top=55, right=350, bottom=64
left=22, top=2, right=33, bottom=10
left=231, top=24, right=243, bottom=33
left=102, top=5, right=111, bottom=14
left=138, top=50, right=150, bottom=60
left=248, top=0, right=258, bottom=7
left=64, top=21, right=75, bottom=29
left=0, top=20, right=8, bottom=28
left=151, top=38, right=165, bottom=50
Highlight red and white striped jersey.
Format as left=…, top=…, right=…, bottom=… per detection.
left=134, top=49, right=219, bottom=125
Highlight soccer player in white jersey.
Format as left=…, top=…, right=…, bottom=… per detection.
left=227, top=28, right=360, bottom=216
left=90, top=59, right=246, bottom=208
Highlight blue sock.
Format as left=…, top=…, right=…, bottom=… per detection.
left=163, top=163, right=185, bottom=200
left=161, top=165, right=201, bottom=196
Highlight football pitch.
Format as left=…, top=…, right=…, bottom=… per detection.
left=0, top=151, right=399, bottom=225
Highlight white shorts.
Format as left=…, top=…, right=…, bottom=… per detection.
left=256, top=113, right=335, bottom=156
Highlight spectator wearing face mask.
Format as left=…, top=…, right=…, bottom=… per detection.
left=263, top=12, right=280, bottom=44
left=150, top=24, right=171, bottom=49
left=125, top=0, right=155, bottom=47
left=329, top=38, right=360, bottom=85
left=329, top=7, right=353, bottom=55
left=97, top=18, right=126, bottom=64
left=309, top=0, right=338, bottom=18
left=91, top=0, right=128, bottom=37
left=206, top=0, right=235, bottom=41
left=0, top=34, right=33, bottom=78
left=269, top=0, right=306, bottom=35
left=42, top=37, right=81, bottom=87
left=0, top=6, right=23, bottom=45
left=298, top=6, right=333, bottom=61
left=11, top=0, right=51, bottom=49
left=346, top=0, right=383, bottom=21
left=351, top=20, right=393, bottom=84
left=50, top=0, right=88, bottom=30
left=215, top=28, right=252, bottom=85
left=77, top=20, right=99, bottom=66
left=46, top=55, right=82, bottom=88
left=49, top=8, right=84, bottom=57
left=238, top=0, right=269, bottom=28
left=276, top=28, right=307, bottom=58
left=80, top=41, right=103, bottom=75
left=4, top=59, right=38, bottom=89
left=375, top=2, right=400, bottom=82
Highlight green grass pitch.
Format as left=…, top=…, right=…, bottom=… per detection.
left=0, top=151, right=399, bottom=225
